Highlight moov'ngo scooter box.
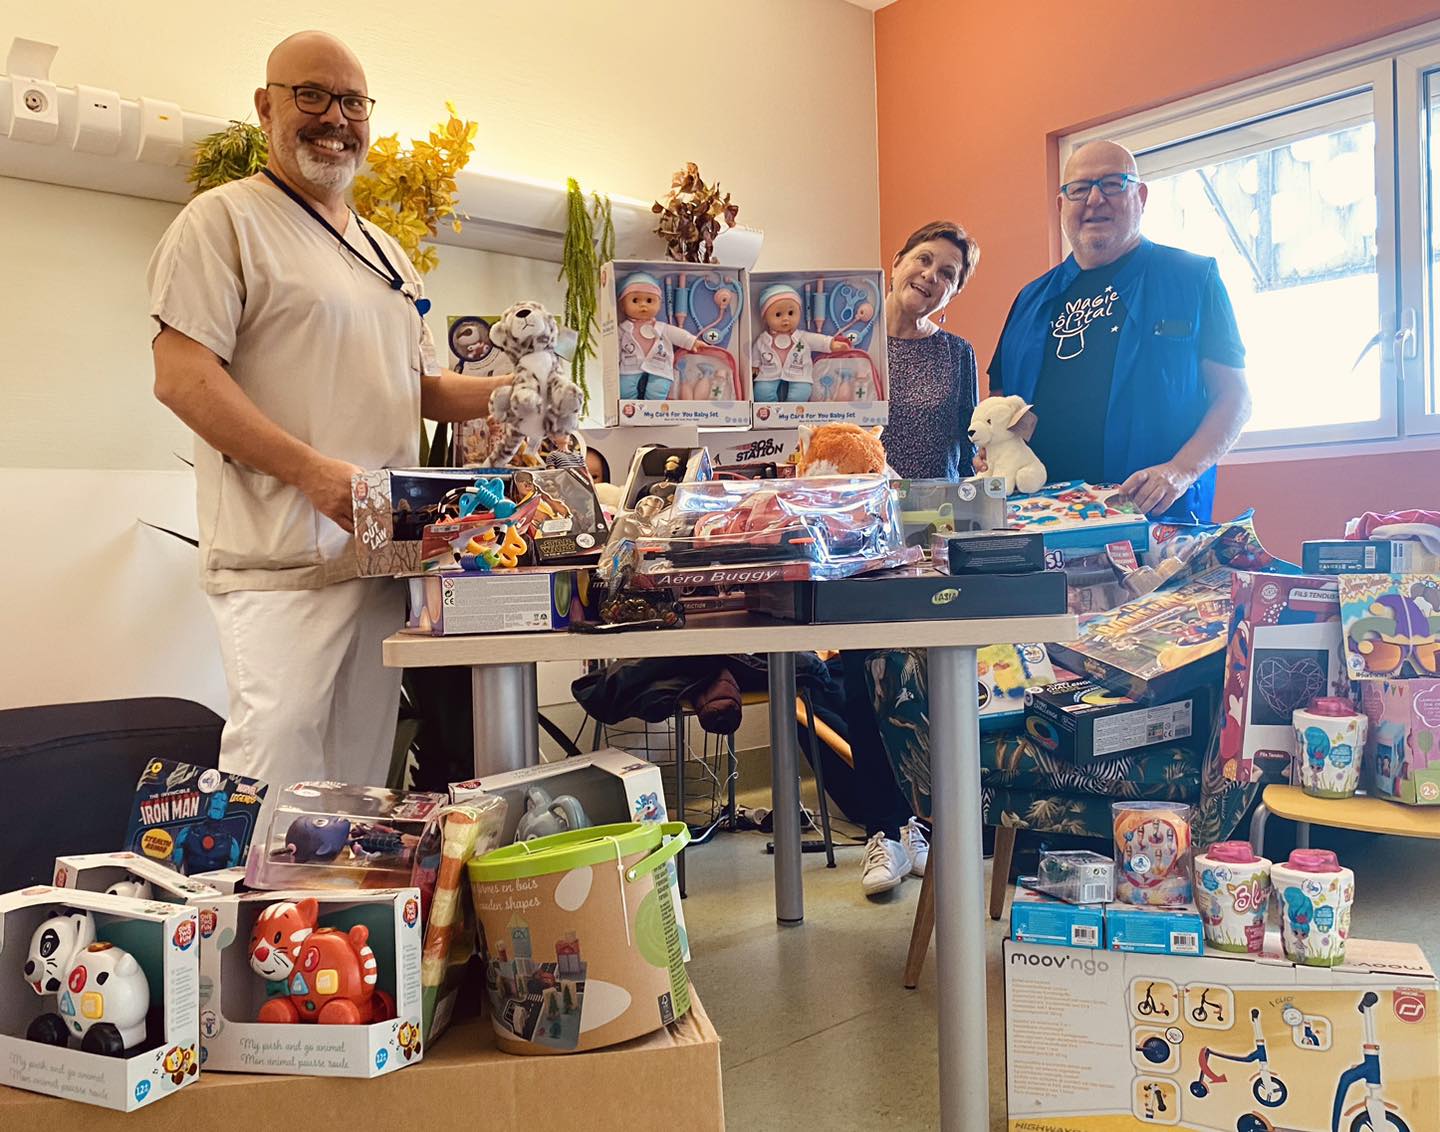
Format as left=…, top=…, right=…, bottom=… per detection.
left=1004, top=936, right=1438, bottom=1131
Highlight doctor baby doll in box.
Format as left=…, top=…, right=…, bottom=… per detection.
left=617, top=272, right=700, bottom=400
left=752, top=284, right=850, bottom=403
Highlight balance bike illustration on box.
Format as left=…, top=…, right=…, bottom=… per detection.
left=1190, top=1008, right=1287, bottom=1108
left=1192, top=987, right=1227, bottom=1024
left=1138, top=981, right=1172, bottom=1018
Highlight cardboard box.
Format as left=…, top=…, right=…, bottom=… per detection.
left=195, top=888, right=423, bottom=1077
left=1106, top=903, right=1204, bottom=955
left=896, top=476, right=1009, bottom=552
left=1011, top=881, right=1105, bottom=949
left=189, top=867, right=248, bottom=894
left=1217, top=573, right=1348, bottom=786
left=448, top=750, right=689, bottom=961
left=1362, top=678, right=1440, bottom=804
left=745, top=567, right=1068, bottom=623
left=0, top=885, right=199, bottom=1111
left=52, top=852, right=222, bottom=905
left=1007, top=480, right=1149, bottom=554
left=933, top=529, right=1046, bottom=575
left=0, top=988, right=725, bottom=1132
left=1339, top=574, right=1440, bottom=681
left=980, top=644, right=1058, bottom=732
left=404, top=568, right=593, bottom=635
left=746, top=269, right=889, bottom=428
left=1302, top=539, right=1440, bottom=575
left=1006, top=937, right=1440, bottom=1131
left=1025, top=679, right=1201, bottom=765
left=123, top=760, right=267, bottom=877
left=599, top=260, right=751, bottom=428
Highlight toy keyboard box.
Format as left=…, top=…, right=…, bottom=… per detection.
left=405, top=567, right=595, bottom=636
left=53, top=852, right=223, bottom=906
left=746, top=269, right=889, bottom=428
left=449, top=749, right=689, bottom=962
left=195, top=888, right=423, bottom=1076
left=1005, top=936, right=1440, bottom=1131
left=123, top=760, right=268, bottom=877
left=1303, top=539, right=1440, bottom=576
left=1007, top=480, right=1149, bottom=554
left=1218, top=573, right=1348, bottom=787
left=744, top=566, right=1068, bottom=623
left=1010, top=881, right=1105, bottom=949
left=1047, top=568, right=1234, bottom=704
left=0, top=885, right=200, bottom=1111
left=895, top=475, right=1010, bottom=551
left=598, top=259, right=752, bottom=428
left=1362, top=677, right=1440, bottom=805
left=352, top=466, right=608, bottom=578
left=1024, top=679, right=1204, bottom=766
left=1338, top=574, right=1440, bottom=681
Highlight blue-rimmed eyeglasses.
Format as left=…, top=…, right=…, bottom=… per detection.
left=266, top=83, right=376, bottom=122
left=1059, top=173, right=1140, bottom=202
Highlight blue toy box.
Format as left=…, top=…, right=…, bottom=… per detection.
left=1105, top=902, right=1204, bottom=955
left=1010, top=881, right=1105, bottom=950
left=124, top=761, right=268, bottom=878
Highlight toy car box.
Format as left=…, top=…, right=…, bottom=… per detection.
left=599, top=259, right=752, bottom=428
left=0, top=885, right=199, bottom=1111
left=195, top=888, right=423, bottom=1076
left=244, top=784, right=447, bottom=892
left=1302, top=538, right=1440, bottom=575
left=896, top=475, right=1009, bottom=552
left=123, top=760, right=268, bottom=878
left=1339, top=573, right=1440, bottom=681
left=1010, top=881, right=1105, bottom=949
left=449, top=750, right=689, bottom=962
left=52, top=852, right=223, bottom=905
left=352, top=466, right=609, bottom=577
left=1362, top=677, right=1440, bottom=805
left=1025, top=679, right=1204, bottom=766
left=1005, top=936, right=1440, bottom=1131
left=1105, top=903, right=1204, bottom=955
left=404, top=568, right=596, bottom=636
left=746, top=269, right=889, bottom=428
left=1007, top=480, right=1149, bottom=554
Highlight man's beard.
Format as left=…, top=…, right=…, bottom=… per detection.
left=276, top=125, right=361, bottom=194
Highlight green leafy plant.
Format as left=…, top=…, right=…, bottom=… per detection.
left=352, top=102, right=477, bottom=274
left=652, top=161, right=739, bottom=263
left=187, top=121, right=268, bottom=195
left=560, top=178, right=615, bottom=405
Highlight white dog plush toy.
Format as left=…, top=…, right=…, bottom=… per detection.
left=485, top=302, right=584, bottom=465
left=967, top=395, right=1047, bottom=495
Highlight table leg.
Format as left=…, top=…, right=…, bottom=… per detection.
left=767, top=651, right=803, bottom=924
left=471, top=662, right=539, bottom=776
left=928, top=645, right=986, bottom=1132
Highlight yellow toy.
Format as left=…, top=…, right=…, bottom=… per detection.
left=496, top=526, right=528, bottom=569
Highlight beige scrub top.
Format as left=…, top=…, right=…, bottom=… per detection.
left=148, top=175, right=441, bottom=594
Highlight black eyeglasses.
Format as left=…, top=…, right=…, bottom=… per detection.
left=1059, top=173, right=1140, bottom=202
left=266, top=83, right=376, bottom=122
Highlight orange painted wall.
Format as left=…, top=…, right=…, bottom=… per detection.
left=875, top=0, right=1440, bottom=556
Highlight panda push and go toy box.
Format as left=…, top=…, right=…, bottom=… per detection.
left=195, top=887, right=424, bottom=1077
left=0, top=885, right=200, bottom=1111
left=52, top=851, right=223, bottom=906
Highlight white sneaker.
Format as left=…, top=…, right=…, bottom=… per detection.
left=861, top=832, right=910, bottom=896
left=901, top=818, right=929, bottom=877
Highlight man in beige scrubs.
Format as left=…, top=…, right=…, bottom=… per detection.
left=148, top=31, right=507, bottom=787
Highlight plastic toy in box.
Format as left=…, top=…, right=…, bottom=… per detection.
left=598, top=260, right=751, bottom=427
left=1046, top=567, right=1234, bottom=703
left=0, top=885, right=199, bottom=1111
left=620, top=444, right=713, bottom=511
left=1362, top=678, right=1440, bottom=805
left=124, top=760, right=267, bottom=877
left=1007, top=480, right=1148, bottom=553
left=245, top=783, right=446, bottom=891
left=747, top=269, right=889, bottom=427
left=1338, top=573, right=1440, bottom=680
left=895, top=475, right=1009, bottom=551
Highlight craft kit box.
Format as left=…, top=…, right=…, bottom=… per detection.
left=1362, top=678, right=1440, bottom=805
left=746, top=269, right=889, bottom=427
left=449, top=750, right=689, bottom=962
left=1339, top=574, right=1440, bottom=681
left=599, top=259, right=751, bottom=427
left=53, top=851, right=223, bottom=905
left=1217, top=573, right=1348, bottom=787
left=1005, top=936, right=1440, bottom=1131
left=124, top=760, right=267, bottom=877
left=1025, top=679, right=1204, bottom=766
left=1007, top=480, right=1149, bottom=554
left=195, top=888, right=423, bottom=1077
left=405, top=568, right=595, bottom=636
left=0, top=885, right=199, bottom=1111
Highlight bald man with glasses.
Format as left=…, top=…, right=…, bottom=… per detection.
left=988, top=141, right=1252, bottom=522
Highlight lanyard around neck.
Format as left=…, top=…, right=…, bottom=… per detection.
left=260, top=168, right=430, bottom=316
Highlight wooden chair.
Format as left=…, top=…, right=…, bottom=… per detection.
left=1249, top=784, right=1440, bottom=857
left=902, top=824, right=1016, bottom=989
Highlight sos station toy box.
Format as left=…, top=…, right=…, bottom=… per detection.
left=195, top=888, right=423, bottom=1077
left=0, top=886, right=200, bottom=1112
left=1005, top=936, right=1439, bottom=1131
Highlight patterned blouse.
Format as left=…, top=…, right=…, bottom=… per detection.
left=881, top=330, right=979, bottom=481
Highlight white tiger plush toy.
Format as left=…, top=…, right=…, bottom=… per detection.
left=485, top=302, right=584, bottom=465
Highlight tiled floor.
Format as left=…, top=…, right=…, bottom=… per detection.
left=680, top=819, right=1437, bottom=1132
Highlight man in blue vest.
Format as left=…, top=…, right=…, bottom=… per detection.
left=988, top=140, right=1252, bottom=522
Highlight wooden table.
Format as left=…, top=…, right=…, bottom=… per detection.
left=1250, top=783, right=1440, bottom=856
left=385, top=610, right=1076, bottom=1132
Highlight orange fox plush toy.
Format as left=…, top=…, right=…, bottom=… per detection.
left=793, top=422, right=890, bottom=476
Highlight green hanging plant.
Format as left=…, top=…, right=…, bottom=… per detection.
left=188, top=121, right=269, bottom=195
left=559, top=178, right=615, bottom=406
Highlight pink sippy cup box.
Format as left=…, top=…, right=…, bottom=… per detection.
left=194, top=888, right=423, bottom=1076
left=599, top=260, right=753, bottom=427
left=0, top=885, right=200, bottom=1111
left=747, top=269, right=890, bottom=428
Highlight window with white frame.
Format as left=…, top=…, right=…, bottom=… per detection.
left=1065, top=29, right=1440, bottom=452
